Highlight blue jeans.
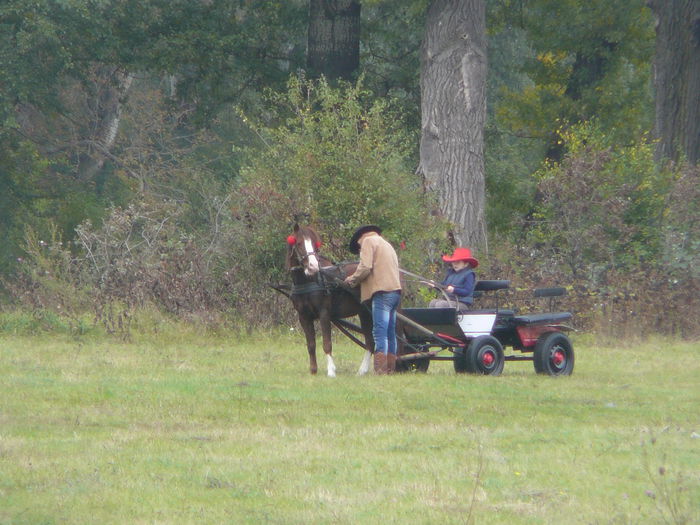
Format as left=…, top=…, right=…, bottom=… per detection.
left=371, top=290, right=401, bottom=355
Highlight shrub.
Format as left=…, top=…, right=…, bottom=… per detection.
left=233, top=75, right=447, bottom=274
left=661, top=163, right=700, bottom=280
left=526, top=122, right=672, bottom=279
left=228, top=75, right=449, bottom=318
left=495, top=124, right=700, bottom=338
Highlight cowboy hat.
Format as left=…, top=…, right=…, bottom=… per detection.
left=442, top=247, right=479, bottom=267
left=348, top=225, right=382, bottom=254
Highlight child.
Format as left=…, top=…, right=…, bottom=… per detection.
left=429, top=247, right=478, bottom=312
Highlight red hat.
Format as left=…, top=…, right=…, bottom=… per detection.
left=442, top=247, right=479, bottom=267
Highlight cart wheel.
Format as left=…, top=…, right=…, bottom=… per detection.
left=533, top=332, right=574, bottom=376
left=396, top=357, right=430, bottom=373
left=453, top=346, right=472, bottom=374
left=466, top=336, right=504, bottom=376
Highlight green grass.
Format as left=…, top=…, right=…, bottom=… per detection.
left=1, top=330, right=698, bottom=524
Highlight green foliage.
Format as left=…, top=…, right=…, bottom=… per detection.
left=0, top=130, right=126, bottom=280
left=492, top=0, right=655, bottom=152
left=4, top=225, right=93, bottom=321
left=484, top=27, right=548, bottom=235
left=0, top=0, right=307, bottom=278
left=0, top=308, right=95, bottom=336
left=360, top=0, right=425, bottom=131
left=661, top=163, right=700, bottom=280
left=3, top=0, right=691, bottom=340
left=526, top=122, right=673, bottom=277
left=135, top=0, right=308, bottom=121
left=0, top=136, right=46, bottom=275
left=235, top=75, right=447, bottom=272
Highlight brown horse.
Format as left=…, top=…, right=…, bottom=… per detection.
left=285, top=224, right=375, bottom=376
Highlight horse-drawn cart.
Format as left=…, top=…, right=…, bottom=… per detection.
left=278, top=223, right=575, bottom=377
left=396, top=280, right=575, bottom=376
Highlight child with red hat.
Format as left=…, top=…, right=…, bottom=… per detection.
left=429, top=247, right=479, bottom=312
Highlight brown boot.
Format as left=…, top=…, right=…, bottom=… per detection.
left=373, top=352, right=387, bottom=375
left=386, top=353, right=397, bottom=374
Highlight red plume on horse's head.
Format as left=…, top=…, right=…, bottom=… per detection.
left=286, top=235, right=297, bottom=246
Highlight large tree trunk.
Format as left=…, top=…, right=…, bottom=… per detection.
left=417, top=0, right=488, bottom=248
left=307, top=0, right=360, bottom=80
left=648, top=0, right=700, bottom=165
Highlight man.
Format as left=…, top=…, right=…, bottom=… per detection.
left=345, top=225, right=402, bottom=374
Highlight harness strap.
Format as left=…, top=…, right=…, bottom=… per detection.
left=291, top=282, right=328, bottom=295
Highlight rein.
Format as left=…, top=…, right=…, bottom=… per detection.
left=398, top=268, right=451, bottom=303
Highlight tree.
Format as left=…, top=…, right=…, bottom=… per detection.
left=417, top=0, right=488, bottom=248
left=235, top=76, right=443, bottom=271
left=0, top=0, right=307, bottom=277
left=648, top=0, right=700, bottom=165
left=492, top=0, right=654, bottom=160
left=307, top=0, right=361, bottom=80
left=0, top=1, right=137, bottom=274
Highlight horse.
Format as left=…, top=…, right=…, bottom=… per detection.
left=284, top=223, right=375, bottom=376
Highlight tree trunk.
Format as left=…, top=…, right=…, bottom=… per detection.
left=648, top=0, right=700, bottom=165
left=307, top=0, right=360, bottom=80
left=418, top=0, right=488, bottom=248
left=78, top=66, right=134, bottom=182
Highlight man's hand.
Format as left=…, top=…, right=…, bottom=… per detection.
left=344, top=276, right=356, bottom=287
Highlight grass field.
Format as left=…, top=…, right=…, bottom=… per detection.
left=1, top=329, right=699, bottom=524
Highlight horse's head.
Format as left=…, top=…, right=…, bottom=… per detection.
left=286, top=224, right=322, bottom=277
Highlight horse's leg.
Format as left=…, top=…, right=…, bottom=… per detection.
left=319, top=310, right=336, bottom=377
left=357, top=307, right=375, bottom=376
left=298, top=313, right=318, bottom=375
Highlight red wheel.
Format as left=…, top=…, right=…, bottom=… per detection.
left=533, top=332, right=574, bottom=376
left=465, top=335, right=504, bottom=376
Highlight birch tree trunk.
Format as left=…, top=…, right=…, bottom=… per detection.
left=648, top=0, right=700, bottom=165
left=418, top=0, right=488, bottom=248
left=78, top=66, right=134, bottom=182
left=307, top=0, right=360, bottom=80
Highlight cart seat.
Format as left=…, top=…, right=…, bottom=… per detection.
left=400, top=308, right=465, bottom=342
left=511, top=312, right=572, bottom=325
left=470, top=308, right=515, bottom=317
left=401, top=307, right=457, bottom=327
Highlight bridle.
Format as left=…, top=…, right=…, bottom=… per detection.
left=287, top=233, right=321, bottom=276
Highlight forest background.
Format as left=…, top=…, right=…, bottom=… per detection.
left=1, top=0, right=699, bottom=340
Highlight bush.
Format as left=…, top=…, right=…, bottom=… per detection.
left=526, top=122, right=672, bottom=278
left=4, top=76, right=449, bottom=331
left=494, top=123, right=700, bottom=339
left=229, top=75, right=449, bottom=318
left=661, top=163, right=700, bottom=280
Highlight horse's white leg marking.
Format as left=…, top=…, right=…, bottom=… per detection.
left=303, top=238, right=320, bottom=276
left=326, top=354, right=336, bottom=377
left=357, top=350, right=372, bottom=376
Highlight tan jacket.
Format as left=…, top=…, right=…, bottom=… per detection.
left=347, top=232, right=401, bottom=302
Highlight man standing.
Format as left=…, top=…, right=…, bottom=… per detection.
left=345, top=225, right=402, bottom=374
